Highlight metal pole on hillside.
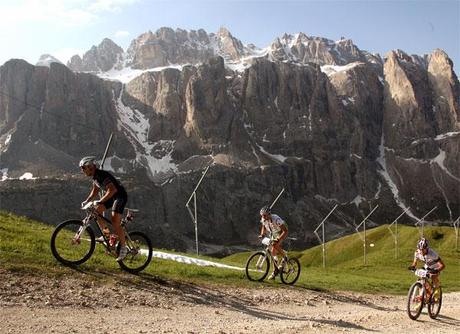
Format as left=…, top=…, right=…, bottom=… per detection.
left=100, top=132, right=114, bottom=170
left=453, top=217, right=460, bottom=251
left=387, top=207, right=411, bottom=259
left=415, top=206, right=437, bottom=237
left=270, top=188, right=285, bottom=209
left=185, top=165, right=210, bottom=255
left=99, top=133, right=114, bottom=220
left=355, top=205, right=379, bottom=265
left=313, top=204, right=338, bottom=269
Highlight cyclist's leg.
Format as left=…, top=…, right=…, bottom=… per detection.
left=431, top=274, right=440, bottom=288
left=95, top=203, right=109, bottom=232
left=424, top=281, right=433, bottom=299
left=272, top=235, right=287, bottom=258
left=111, top=196, right=127, bottom=247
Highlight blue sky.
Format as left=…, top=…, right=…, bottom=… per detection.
left=0, top=0, right=458, bottom=72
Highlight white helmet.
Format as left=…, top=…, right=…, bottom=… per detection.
left=79, top=156, right=97, bottom=167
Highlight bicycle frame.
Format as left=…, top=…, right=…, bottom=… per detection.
left=79, top=206, right=133, bottom=254
left=258, top=239, right=287, bottom=271
left=413, top=269, right=435, bottom=302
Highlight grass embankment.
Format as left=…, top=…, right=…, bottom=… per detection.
left=1, top=211, right=459, bottom=294
left=225, top=224, right=460, bottom=294
left=0, top=212, right=249, bottom=287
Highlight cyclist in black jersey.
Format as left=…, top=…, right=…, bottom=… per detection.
left=79, top=156, right=128, bottom=261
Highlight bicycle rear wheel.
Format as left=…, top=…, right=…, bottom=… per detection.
left=118, top=231, right=153, bottom=273
left=280, top=257, right=301, bottom=285
left=407, top=282, right=424, bottom=320
left=50, top=220, right=95, bottom=265
left=245, top=251, right=270, bottom=281
left=428, top=286, right=442, bottom=319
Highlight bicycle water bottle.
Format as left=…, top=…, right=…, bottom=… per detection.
left=109, top=234, right=118, bottom=247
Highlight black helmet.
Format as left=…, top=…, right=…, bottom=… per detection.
left=260, top=205, right=271, bottom=216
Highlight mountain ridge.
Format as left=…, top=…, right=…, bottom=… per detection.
left=1, top=27, right=459, bottom=253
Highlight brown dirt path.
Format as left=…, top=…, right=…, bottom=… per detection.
left=1, top=270, right=459, bottom=333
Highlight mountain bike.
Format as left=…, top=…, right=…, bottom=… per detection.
left=407, top=268, right=443, bottom=320
left=50, top=201, right=153, bottom=273
left=245, top=237, right=301, bottom=285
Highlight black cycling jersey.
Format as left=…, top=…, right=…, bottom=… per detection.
left=93, top=169, right=127, bottom=196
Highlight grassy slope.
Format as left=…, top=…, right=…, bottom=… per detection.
left=0, top=212, right=249, bottom=286
left=1, top=211, right=459, bottom=294
left=225, top=224, right=460, bottom=294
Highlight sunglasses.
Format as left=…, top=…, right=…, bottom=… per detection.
left=80, top=165, right=91, bottom=170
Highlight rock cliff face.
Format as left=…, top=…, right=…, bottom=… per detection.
left=123, top=27, right=253, bottom=70
left=67, top=38, right=124, bottom=72
left=380, top=49, right=460, bottom=222
left=267, top=33, right=382, bottom=67
left=1, top=28, right=459, bottom=254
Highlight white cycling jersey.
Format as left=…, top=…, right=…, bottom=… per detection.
left=414, top=248, right=441, bottom=270
left=261, top=214, right=286, bottom=238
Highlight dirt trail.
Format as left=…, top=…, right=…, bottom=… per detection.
left=1, top=269, right=459, bottom=333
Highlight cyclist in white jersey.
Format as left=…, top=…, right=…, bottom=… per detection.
left=258, top=206, right=288, bottom=280
left=408, top=238, right=445, bottom=296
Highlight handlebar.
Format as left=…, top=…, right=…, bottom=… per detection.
left=409, top=267, right=439, bottom=278
left=81, top=201, right=98, bottom=210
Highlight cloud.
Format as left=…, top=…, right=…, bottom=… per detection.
left=88, top=0, right=140, bottom=13
left=0, top=0, right=141, bottom=28
left=115, top=30, right=130, bottom=38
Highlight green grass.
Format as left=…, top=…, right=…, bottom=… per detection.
left=0, top=211, right=249, bottom=287
left=1, top=211, right=459, bottom=294
left=224, top=224, right=460, bottom=294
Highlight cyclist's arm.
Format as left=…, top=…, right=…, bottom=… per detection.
left=84, top=183, right=100, bottom=202
left=410, top=251, right=419, bottom=268
left=276, top=224, right=288, bottom=241
left=99, top=182, right=118, bottom=203
left=259, top=224, right=266, bottom=238
left=436, top=258, right=445, bottom=272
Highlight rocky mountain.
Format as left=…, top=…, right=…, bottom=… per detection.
left=1, top=28, right=459, bottom=254
left=267, top=33, right=382, bottom=67
left=67, top=38, right=124, bottom=72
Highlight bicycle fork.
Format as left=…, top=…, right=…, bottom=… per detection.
left=72, top=220, right=90, bottom=245
left=255, top=253, right=268, bottom=271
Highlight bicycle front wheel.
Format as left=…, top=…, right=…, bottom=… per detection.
left=245, top=251, right=270, bottom=281
left=407, top=282, right=425, bottom=320
left=118, top=231, right=153, bottom=273
left=280, top=257, right=301, bottom=285
left=50, top=220, right=95, bottom=265
left=428, top=286, right=442, bottom=319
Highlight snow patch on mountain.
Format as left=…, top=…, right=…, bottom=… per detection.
left=376, top=135, right=420, bottom=221
left=434, top=131, right=460, bottom=141
left=102, top=155, right=127, bottom=174
left=255, top=143, right=287, bottom=163
left=36, top=54, right=63, bottom=67
left=99, top=64, right=187, bottom=83
left=1, top=168, right=8, bottom=181
left=431, top=149, right=460, bottom=183
left=115, top=88, right=177, bottom=180
left=321, top=62, right=364, bottom=76
left=19, top=172, right=37, bottom=180
left=351, top=194, right=365, bottom=207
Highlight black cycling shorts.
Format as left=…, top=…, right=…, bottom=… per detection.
left=101, top=194, right=128, bottom=214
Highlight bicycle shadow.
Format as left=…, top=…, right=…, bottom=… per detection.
left=434, top=314, right=460, bottom=327
left=64, top=266, right=377, bottom=332
left=284, top=283, right=399, bottom=313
